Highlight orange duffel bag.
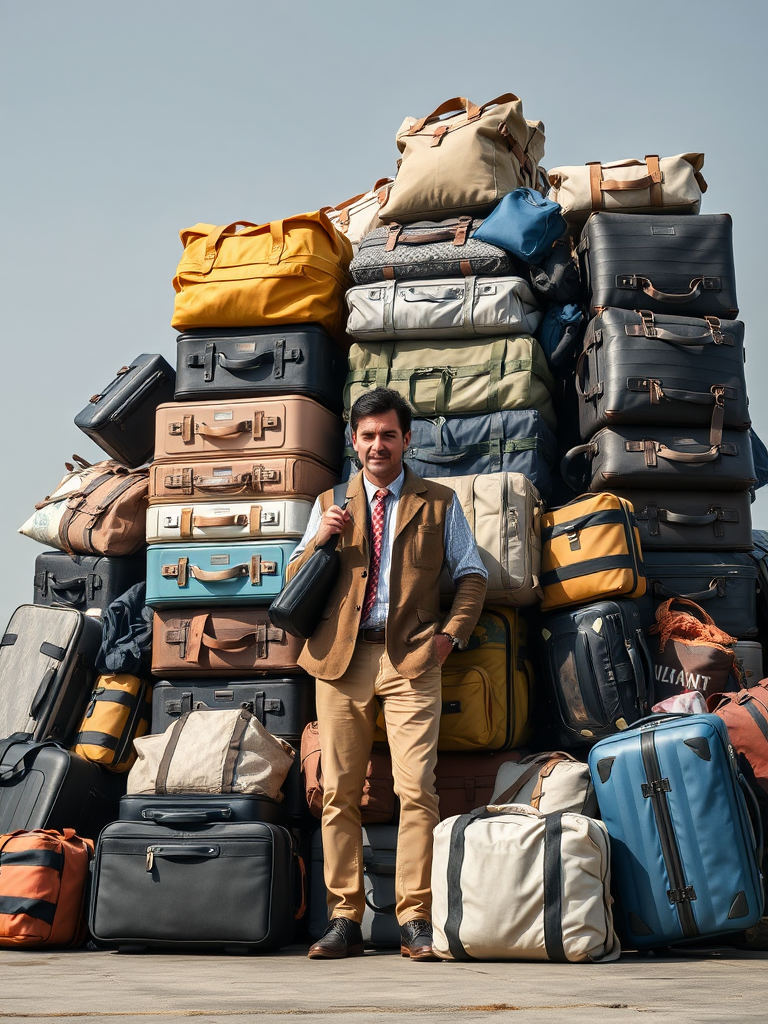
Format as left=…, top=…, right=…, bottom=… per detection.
left=0, top=829, right=93, bottom=948
left=171, top=210, right=353, bottom=338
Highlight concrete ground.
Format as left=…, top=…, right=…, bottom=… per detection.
left=0, top=944, right=765, bottom=1024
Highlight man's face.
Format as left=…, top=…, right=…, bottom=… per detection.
left=352, top=410, right=411, bottom=482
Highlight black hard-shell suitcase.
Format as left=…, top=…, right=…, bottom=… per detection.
left=642, top=551, right=759, bottom=639
left=577, top=308, right=749, bottom=441
left=0, top=605, right=102, bottom=744
left=174, top=326, right=346, bottom=413
left=74, top=353, right=176, bottom=467
left=118, top=792, right=287, bottom=828
left=613, top=490, right=753, bottom=552
left=579, top=212, right=738, bottom=318
left=33, top=551, right=146, bottom=614
left=89, top=820, right=295, bottom=952
left=540, top=599, right=653, bottom=748
left=150, top=678, right=315, bottom=823
left=0, top=738, right=124, bottom=840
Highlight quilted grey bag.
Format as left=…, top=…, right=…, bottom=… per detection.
left=350, top=217, right=511, bottom=285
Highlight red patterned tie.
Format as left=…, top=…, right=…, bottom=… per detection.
left=361, top=488, right=389, bottom=623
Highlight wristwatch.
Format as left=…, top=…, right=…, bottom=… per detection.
left=439, top=632, right=464, bottom=652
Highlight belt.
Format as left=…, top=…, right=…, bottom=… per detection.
left=359, top=628, right=386, bottom=644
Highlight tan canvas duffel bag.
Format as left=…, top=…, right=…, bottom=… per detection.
left=490, top=751, right=597, bottom=816
left=432, top=804, right=620, bottom=962
left=548, top=153, right=707, bottom=225
left=19, top=456, right=148, bottom=557
left=380, top=94, right=545, bottom=224
left=345, top=337, right=556, bottom=429
left=127, top=708, right=295, bottom=799
left=325, top=177, right=394, bottom=250
left=431, top=472, right=543, bottom=606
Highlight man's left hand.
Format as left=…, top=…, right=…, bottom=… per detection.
left=433, top=633, right=454, bottom=666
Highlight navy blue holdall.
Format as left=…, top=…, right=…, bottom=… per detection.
left=588, top=714, right=763, bottom=950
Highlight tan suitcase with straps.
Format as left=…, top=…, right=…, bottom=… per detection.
left=153, top=396, right=342, bottom=469
left=148, top=455, right=337, bottom=505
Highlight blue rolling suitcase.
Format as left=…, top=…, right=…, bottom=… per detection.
left=145, top=541, right=297, bottom=608
left=588, top=714, right=763, bottom=949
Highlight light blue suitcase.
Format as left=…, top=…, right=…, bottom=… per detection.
left=588, top=714, right=763, bottom=949
left=145, top=541, right=297, bottom=608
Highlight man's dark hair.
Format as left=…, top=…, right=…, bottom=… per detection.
left=350, top=387, right=412, bottom=435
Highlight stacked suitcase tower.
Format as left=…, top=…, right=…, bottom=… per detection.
left=1, top=93, right=766, bottom=958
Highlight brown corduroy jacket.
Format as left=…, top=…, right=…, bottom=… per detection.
left=285, top=467, right=486, bottom=680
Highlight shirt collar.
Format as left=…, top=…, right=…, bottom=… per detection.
left=362, top=467, right=405, bottom=503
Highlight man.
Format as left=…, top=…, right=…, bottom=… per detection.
left=286, top=387, right=487, bottom=961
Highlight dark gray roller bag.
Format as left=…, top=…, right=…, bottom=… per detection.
left=33, top=551, right=146, bottom=614
left=75, top=353, right=176, bottom=467
left=89, top=820, right=296, bottom=952
left=577, top=308, right=749, bottom=441
left=0, top=605, right=102, bottom=744
left=174, top=325, right=346, bottom=413
left=343, top=410, right=557, bottom=499
left=0, top=738, right=123, bottom=840
left=118, top=792, right=287, bottom=828
left=309, top=825, right=399, bottom=948
left=613, top=490, right=753, bottom=551
left=579, top=212, right=738, bottom=318
left=642, top=551, right=759, bottom=639
left=562, top=425, right=756, bottom=493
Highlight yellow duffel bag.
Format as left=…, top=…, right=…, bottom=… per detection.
left=171, top=210, right=353, bottom=338
left=73, top=675, right=152, bottom=773
left=374, top=607, right=533, bottom=752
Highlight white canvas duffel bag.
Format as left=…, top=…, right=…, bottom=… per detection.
left=547, top=153, right=707, bottom=225
left=430, top=472, right=543, bottom=607
left=432, top=804, right=620, bottom=962
left=345, top=276, right=541, bottom=341
left=490, top=751, right=597, bottom=815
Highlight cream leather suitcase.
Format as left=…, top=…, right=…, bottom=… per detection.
left=153, top=396, right=342, bottom=470
left=146, top=500, right=312, bottom=544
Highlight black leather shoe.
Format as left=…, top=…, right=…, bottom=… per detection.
left=400, top=919, right=438, bottom=961
left=307, top=918, right=365, bottom=959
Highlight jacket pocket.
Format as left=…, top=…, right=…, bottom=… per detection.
left=411, top=524, right=442, bottom=569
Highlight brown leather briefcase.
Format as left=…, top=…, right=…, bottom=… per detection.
left=151, top=607, right=305, bottom=677
left=153, top=396, right=343, bottom=470
left=148, top=455, right=338, bottom=505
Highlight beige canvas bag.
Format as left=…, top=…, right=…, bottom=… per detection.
left=345, top=336, right=557, bottom=430
left=431, top=472, right=543, bottom=606
left=432, top=804, right=620, bottom=962
left=127, top=708, right=295, bottom=799
left=380, top=94, right=545, bottom=224
left=325, top=178, right=394, bottom=249
left=490, top=751, right=597, bottom=815
left=548, top=154, right=707, bottom=225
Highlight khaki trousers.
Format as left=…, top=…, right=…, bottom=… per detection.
left=315, top=640, right=441, bottom=925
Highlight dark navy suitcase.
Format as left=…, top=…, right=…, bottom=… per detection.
left=174, top=325, right=346, bottom=413
left=33, top=551, right=146, bottom=614
left=588, top=714, right=763, bottom=949
left=75, top=353, right=176, bottom=467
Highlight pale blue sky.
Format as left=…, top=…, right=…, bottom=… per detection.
left=1, top=0, right=766, bottom=627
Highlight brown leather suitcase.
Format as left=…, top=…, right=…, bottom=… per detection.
left=153, top=396, right=343, bottom=470
left=148, top=455, right=337, bottom=505
left=151, top=607, right=305, bottom=677
left=434, top=750, right=524, bottom=820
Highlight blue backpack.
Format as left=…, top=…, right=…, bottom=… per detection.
left=473, top=188, right=566, bottom=264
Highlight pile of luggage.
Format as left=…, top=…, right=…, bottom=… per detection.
left=1, top=91, right=767, bottom=960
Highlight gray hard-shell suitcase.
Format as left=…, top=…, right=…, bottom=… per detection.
left=577, top=308, right=749, bottom=441
left=612, top=490, right=753, bottom=552
left=562, top=425, right=756, bottom=493
left=174, top=325, right=346, bottom=413
left=309, top=825, right=400, bottom=948
left=33, top=551, right=146, bottom=614
left=579, top=212, right=738, bottom=318
left=0, top=605, right=102, bottom=744
left=89, top=820, right=296, bottom=952
left=74, top=353, right=176, bottom=467
left=0, top=738, right=124, bottom=840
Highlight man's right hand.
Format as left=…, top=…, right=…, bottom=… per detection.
left=315, top=504, right=351, bottom=547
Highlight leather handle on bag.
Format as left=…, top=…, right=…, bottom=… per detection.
left=185, top=512, right=250, bottom=529
left=195, top=420, right=252, bottom=438
left=559, top=443, right=594, bottom=491
left=589, top=156, right=662, bottom=209
left=625, top=438, right=724, bottom=466
left=656, top=508, right=719, bottom=526
left=408, top=96, right=482, bottom=135
left=200, top=624, right=283, bottom=652
left=161, top=555, right=275, bottom=585
left=650, top=580, right=724, bottom=603
left=625, top=312, right=731, bottom=346
left=193, top=475, right=251, bottom=493
left=617, top=275, right=720, bottom=304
